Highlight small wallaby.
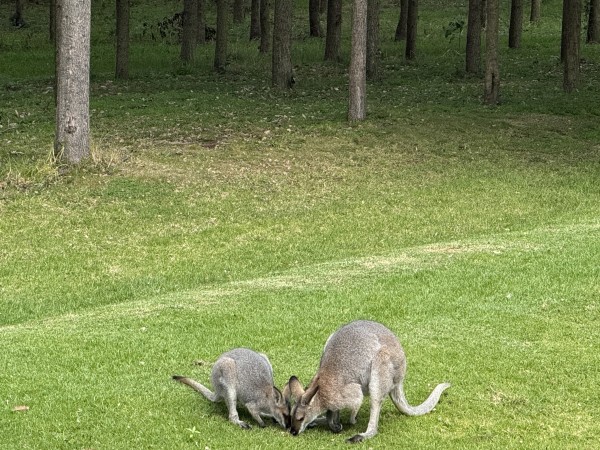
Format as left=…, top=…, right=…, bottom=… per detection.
left=173, top=348, right=290, bottom=430
left=286, top=320, right=450, bottom=443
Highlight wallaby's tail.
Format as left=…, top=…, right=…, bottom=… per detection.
left=172, top=375, right=219, bottom=402
left=390, top=382, right=450, bottom=416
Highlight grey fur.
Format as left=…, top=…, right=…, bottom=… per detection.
left=285, top=320, right=450, bottom=443
left=173, top=348, right=290, bottom=429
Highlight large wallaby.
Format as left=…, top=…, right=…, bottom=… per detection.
left=285, top=320, right=450, bottom=443
left=173, top=348, right=290, bottom=429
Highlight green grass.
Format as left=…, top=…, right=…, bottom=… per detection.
left=1, top=0, right=600, bottom=448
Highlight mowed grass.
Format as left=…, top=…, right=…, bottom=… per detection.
left=1, top=0, right=600, bottom=449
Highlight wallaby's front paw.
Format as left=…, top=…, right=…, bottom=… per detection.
left=329, top=422, right=343, bottom=434
left=347, top=434, right=365, bottom=444
left=238, top=421, right=252, bottom=430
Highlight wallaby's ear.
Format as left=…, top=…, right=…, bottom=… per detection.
left=301, top=383, right=319, bottom=406
left=273, top=386, right=285, bottom=405
left=284, top=376, right=305, bottom=403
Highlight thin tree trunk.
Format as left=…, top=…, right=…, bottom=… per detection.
left=215, top=0, right=229, bottom=72
left=233, top=0, right=245, bottom=24
left=481, top=0, right=487, bottom=28
left=466, top=0, right=481, bottom=73
left=530, top=0, right=541, bottom=23
left=395, top=0, right=408, bottom=41
left=588, top=0, right=599, bottom=43
left=198, top=0, right=206, bottom=44
left=12, top=0, right=26, bottom=27
left=509, top=0, right=523, bottom=48
left=325, top=0, right=342, bottom=61
left=272, top=0, right=294, bottom=89
left=181, top=0, right=198, bottom=63
left=366, top=0, right=379, bottom=79
left=55, top=0, right=91, bottom=164
left=116, top=0, right=129, bottom=79
left=405, top=0, right=417, bottom=60
left=484, top=0, right=500, bottom=104
left=563, top=0, right=581, bottom=92
left=259, top=0, right=271, bottom=53
left=250, top=0, right=261, bottom=40
left=309, top=0, right=323, bottom=37
left=349, top=0, right=367, bottom=121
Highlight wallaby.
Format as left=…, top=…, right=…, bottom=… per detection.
left=173, top=348, right=290, bottom=430
left=285, top=320, right=450, bottom=443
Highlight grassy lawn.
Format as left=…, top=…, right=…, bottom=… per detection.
left=1, top=0, right=599, bottom=449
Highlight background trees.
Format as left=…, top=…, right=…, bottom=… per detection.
left=3, top=0, right=594, bottom=165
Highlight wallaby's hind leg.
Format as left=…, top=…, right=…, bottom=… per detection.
left=326, top=410, right=342, bottom=433
left=214, top=357, right=251, bottom=429
left=347, top=351, right=395, bottom=443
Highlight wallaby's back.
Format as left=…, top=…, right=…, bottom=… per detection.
left=320, top=320, right=405, bottom=384
left=212, top=348, right=274, bottom=402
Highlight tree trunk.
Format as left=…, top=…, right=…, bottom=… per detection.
left=259, top=0, right=271, bottom=53
left=50, top=0, right=56, bottom=41
left=181, top=0, right=198, bottom=63
left=508, top=0, right=523, bottom=48
left=366, top=0, right=379, bottom=79
left=405, top=0, right=417, bottom=60
left=466, top=0, right=481, bottom=74
left=530, top=0, right=541, bottom=22
left=198, top=0, right=206, bottom=44
left=309, top=0, right=323, bottom=37
left=562, top=0, right=581, bottom=92
left=250, top=0, right=261, bottom=40
left=481, top=0, right=487, bottom=28
left=484, top=0, right=500, bottom=105
left=12, top=0, right=26, bottom=27
left=116, top=0, right=129, bottom=79
left=55, top=0, right=91, bottom=164
left=233, top=0, right=245, bottom=24
left=325, top=0, right=342, bottom=61
left=215, top=0, right=229, bottom=72
left=394, top=0, right=408, bottom=41
left=348, top=0, right=367, bottom=121
left=272, top=0, right=294, bottom=89
left=588, top=0, right=599, bottom=43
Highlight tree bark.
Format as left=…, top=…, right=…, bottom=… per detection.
left=309, top=0, right=323, bottom=37
left=562, top=0, right=581, bottom=92
left=55, top=0, right=91, bottom=164
left=272, top=0, right=294, bottom=89
left=197, top=0, right=206, bottom=44
left=466, top=0, right=481, bottom=74
left=324, top=0, right=342, bottom=61
left=12, top=0, right=26, bottom=27
left=508, top=0, right=523, bottom=48
left=233, top=0, right=245, bottom=24
left=215, top=0, right=229, bottom=72
left=348, top=0, right=367, bottom=121
left=588, top=0, right=599, bottom=43
left=395, top=0, right=408, bottom=41
left=480, top=0, right=487, bottom=28
left=116, top=0, right=130, bottom=79
left=484, top=0, right=500, bottom=105
left=250, top=0, right=261, bottom=40
left=405, top=0, right=417, bottom=60
left=530, top=0, right=541, bottom=23
left=181, top=0, right=198, bottom=63
left=366, top=0, right=379, bottom=79
left=259, top=0, right=271, bottom=53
